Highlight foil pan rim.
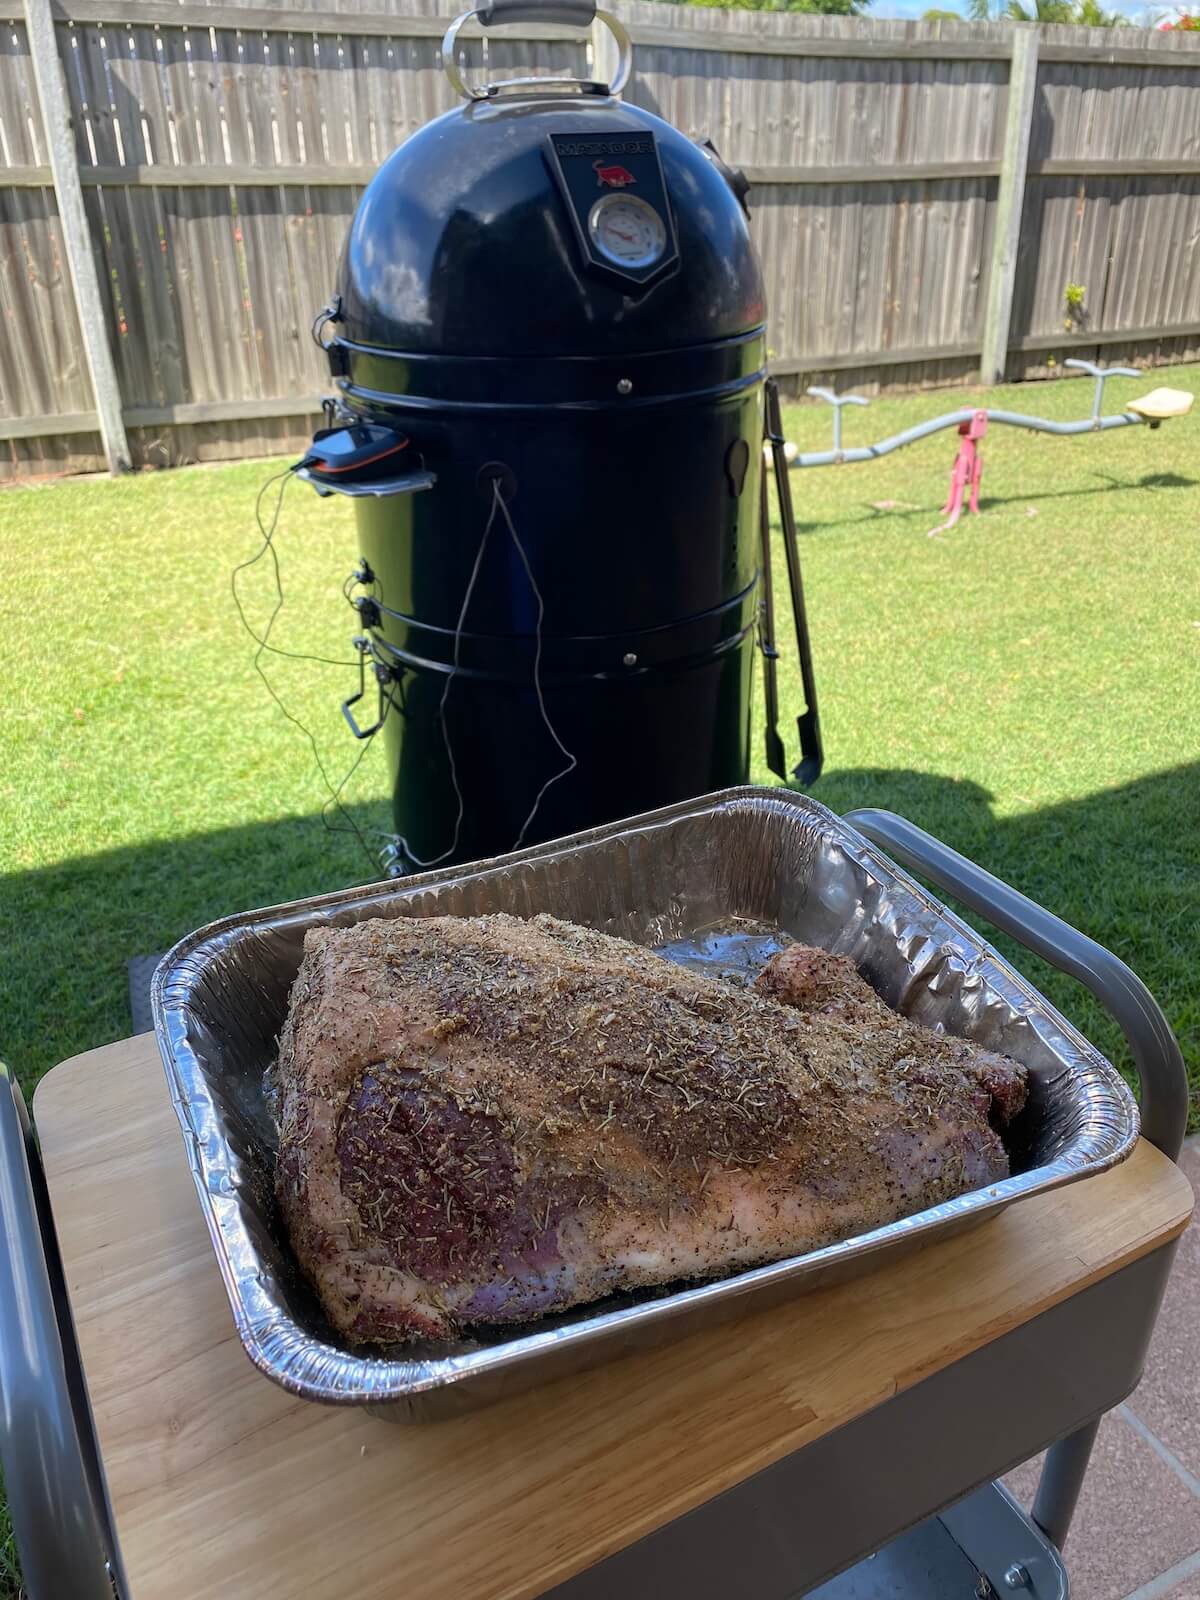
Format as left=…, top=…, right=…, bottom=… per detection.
left=151, top=787, right=1140, bottom=1410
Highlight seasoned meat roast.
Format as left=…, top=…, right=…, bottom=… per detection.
left=273, top=914, right=1027, bottom=1345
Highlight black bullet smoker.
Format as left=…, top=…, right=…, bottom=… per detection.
left=301, top=0, right=821, bottom=872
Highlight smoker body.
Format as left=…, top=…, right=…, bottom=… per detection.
left=323, top=82, right=767, bottom=868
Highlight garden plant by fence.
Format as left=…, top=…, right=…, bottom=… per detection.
left=2, top=0, right=1200, bottom=477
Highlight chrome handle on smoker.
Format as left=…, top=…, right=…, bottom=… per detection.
left=442, top=4, right=632, bottom=101
left=844, top=810, right=1189, bottom=1161
left=0, top=1063, right=117, bottom=1599
left=479, top=0, right=596, bottom=22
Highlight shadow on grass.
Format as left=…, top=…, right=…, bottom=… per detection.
left=810, top=469, right=1200, bottom=533
left=0, top=807, right=388, bottom=1094
left=1, top=765, right=1196, bottom=1120
left=974, top=468, right=1198, bottom=512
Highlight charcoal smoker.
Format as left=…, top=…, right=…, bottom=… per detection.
left=300, top=0, right=820, bottom=872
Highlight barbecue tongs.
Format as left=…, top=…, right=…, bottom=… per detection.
left=759, top=378, right=823, bottom=787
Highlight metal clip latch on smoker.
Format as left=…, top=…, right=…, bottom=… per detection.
left=342, top=634, right=394, bottom=741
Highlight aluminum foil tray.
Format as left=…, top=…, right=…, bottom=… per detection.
left=152, top=788, right=1139, bottom=1420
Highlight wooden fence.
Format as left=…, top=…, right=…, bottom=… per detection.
left=3, top=0, right=1200, bottom=477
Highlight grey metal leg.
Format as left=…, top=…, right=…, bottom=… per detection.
left=1033, top=1418, right=1102, bottom=1552
left=0, top=1062, right=120, bottom=1599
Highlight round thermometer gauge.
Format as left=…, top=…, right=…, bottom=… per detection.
left=588, top=193, right=668, bottom=272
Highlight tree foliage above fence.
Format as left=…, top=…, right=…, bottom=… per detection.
left=656, top=0, right=873, bottom=18
left=962, top=0, right=1124, bottom=26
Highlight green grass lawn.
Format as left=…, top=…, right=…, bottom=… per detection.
left=1, top=365, right=1198, bottom=1589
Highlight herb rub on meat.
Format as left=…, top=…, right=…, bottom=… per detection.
left=273, top=913, right=1027, bottom=1344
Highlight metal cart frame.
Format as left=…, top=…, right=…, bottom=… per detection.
left=1, top=812, right=1189, bottom=1600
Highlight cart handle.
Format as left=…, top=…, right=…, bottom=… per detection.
left=843, top=810, right=1189, bottom=1161
left=0, top=1062, right=117, bottom=1599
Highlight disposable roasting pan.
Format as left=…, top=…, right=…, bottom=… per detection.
left=153, top=788, right=1175, bottom=1421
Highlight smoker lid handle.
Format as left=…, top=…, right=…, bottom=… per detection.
left=843, top=808, right=1189, bottom=1162
left=478, top=0, right=596, bottom=25
left=443, top=6, right=630, bottom=100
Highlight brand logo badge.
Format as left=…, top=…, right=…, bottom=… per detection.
left=593, top=160, right=636, bottom=188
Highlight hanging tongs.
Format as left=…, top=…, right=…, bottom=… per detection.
left=759, top=378, right=824, bottom=787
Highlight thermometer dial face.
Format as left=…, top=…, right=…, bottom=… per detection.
left=588, top=194, right=668, bottom=272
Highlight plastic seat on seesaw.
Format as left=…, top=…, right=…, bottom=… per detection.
left=1126, top=387, right=1194, bottom=421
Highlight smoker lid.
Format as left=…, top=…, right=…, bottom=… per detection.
left=334, top=96, right=765, bottom=360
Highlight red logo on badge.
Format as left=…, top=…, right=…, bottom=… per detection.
left=593, top=160, right=636, bottom=188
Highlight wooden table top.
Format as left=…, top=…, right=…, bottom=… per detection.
left=34, top=1035, right=1192, bottom=1600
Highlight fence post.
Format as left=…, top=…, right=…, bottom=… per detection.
left=23, top=0, right=130, bottom=473
left=980, top=26, right=1039, bottom=386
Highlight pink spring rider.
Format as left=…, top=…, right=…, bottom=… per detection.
left=929, top=410, right=988, bottom=537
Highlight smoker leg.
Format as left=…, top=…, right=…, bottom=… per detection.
left=1032, top=1417, right=1101, bottom=1552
